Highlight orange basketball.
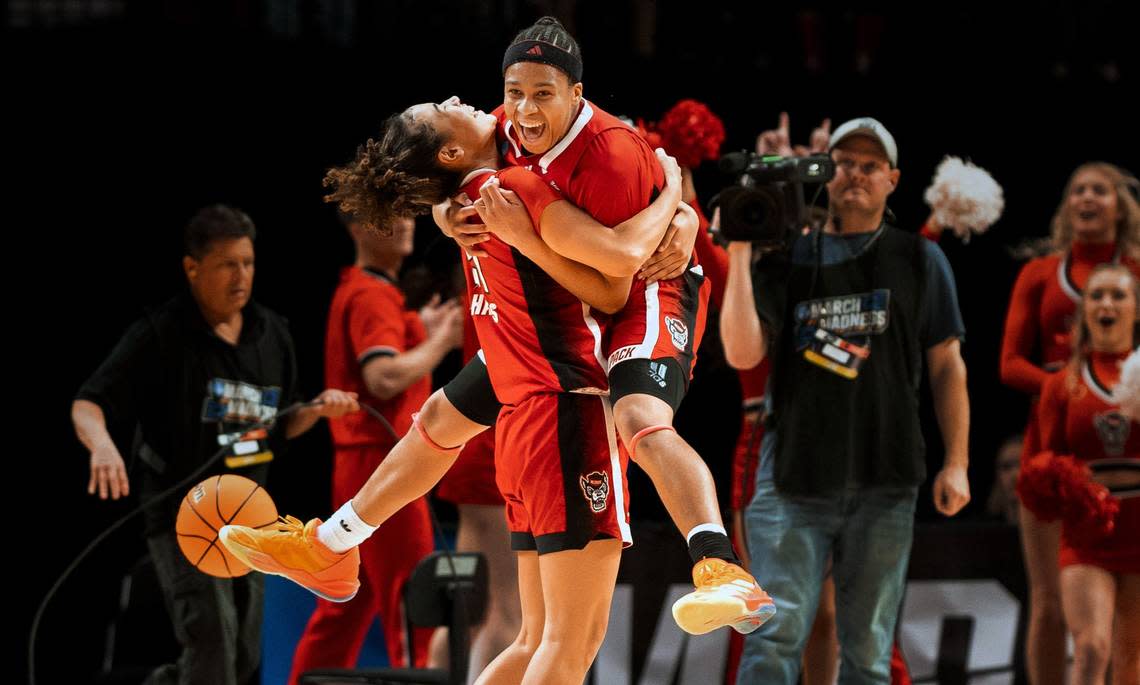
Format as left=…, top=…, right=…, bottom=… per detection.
left=176, top=474, right=278, bottom=578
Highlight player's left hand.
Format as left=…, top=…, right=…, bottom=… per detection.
left=932, top=463, right=971, bottom=517
left=312, top=389, right=360, bottom=419
left=475, top=179, right=538, bottom=252
left=639, top=202, right=698, bottom=282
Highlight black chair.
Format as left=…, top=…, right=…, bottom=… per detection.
left=300, top=551, right=488, bottom=685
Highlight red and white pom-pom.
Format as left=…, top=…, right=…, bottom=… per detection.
left=653, top=100, right=726, bottom=169
left=923, top=156, right=1004, bottom=243
left=1112, top=349, right=1140, bottom=420
left=1017, top=451, right=1120, bottom=539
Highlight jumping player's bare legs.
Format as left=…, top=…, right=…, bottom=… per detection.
left=219, top=388, right=490, bottom=602
left=613, top=394, right=722, bottom=532
left=351, top=389, right=487, bottom=526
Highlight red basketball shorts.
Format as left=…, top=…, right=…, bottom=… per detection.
left=494, top=392, right=632, bottom=554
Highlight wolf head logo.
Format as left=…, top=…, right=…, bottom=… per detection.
left=579, top=471, right=610, bottom=513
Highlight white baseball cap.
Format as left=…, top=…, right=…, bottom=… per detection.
left=829, top=117, right=898, bottom=168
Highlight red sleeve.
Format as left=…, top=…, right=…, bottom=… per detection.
left=1037, top=370, right=1071, bottom=454
left=1000, top=259, right=1051, bottom=396
left=568, top=128, right=663, bottom=227
left=347, top=286, right=406, bottom=363
left=497, top=166, right=562, bottom=235
left=919, top=222, right=943, bottom=243
left=691, top=200, right=729, bottom=308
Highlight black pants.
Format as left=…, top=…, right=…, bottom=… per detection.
left=144, top=530, right=263, bottom=685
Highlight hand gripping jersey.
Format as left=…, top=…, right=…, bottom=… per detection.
left=457, top=166, right=609, bottom=406
left=496, top=100, right=710, bottom=409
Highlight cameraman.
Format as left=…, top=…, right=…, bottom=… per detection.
left=721, top=118, right=971, bottom=684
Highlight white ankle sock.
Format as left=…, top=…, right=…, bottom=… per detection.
left=685, top=523, right=728, bottom=544
left=318, top=500, right=377, bottom=553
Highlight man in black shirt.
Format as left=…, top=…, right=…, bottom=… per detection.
left=72, top=204, right=357, bottom=685
left=721, top=119, right=971, bottom=684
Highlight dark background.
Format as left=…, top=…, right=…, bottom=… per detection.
left=12, top=1, right=1137, bottom=682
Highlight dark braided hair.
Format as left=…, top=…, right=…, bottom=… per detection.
left=507, top=16, right=582, bottom=82
left=323, top=112, right=463, bottom=236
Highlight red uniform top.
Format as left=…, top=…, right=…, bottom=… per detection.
left=496, top=101, right=688, bottom=330
left=497, top=100, right=665, bottom=228
left=690, top=199, right=771, bottom=508
left=459, top=165, right=608, bottom=406
left=1001, top=242, right=1133, bottom=396
left=1038, top=351, right=1140, bottom=572
left=325, top=266, right=430, bottom=449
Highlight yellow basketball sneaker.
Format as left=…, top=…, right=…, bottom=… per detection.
left=219, top=515, right=360, bottom=602
left=671, top=557, right=776, bottom=635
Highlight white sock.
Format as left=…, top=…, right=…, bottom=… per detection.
left=685, top=523, right=728, bottom=544
left=317, top=500, right=378, bottom=553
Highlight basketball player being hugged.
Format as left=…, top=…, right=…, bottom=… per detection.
left=72, top=205, right=357, bottom=685
left=436, top=16, right=775, bottom=636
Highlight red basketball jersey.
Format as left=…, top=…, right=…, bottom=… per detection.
left=497, top=100, right=666, bottom=229
left=325, top=267, right=430, bottom=448
left=459, top=165, right=609, bottom=406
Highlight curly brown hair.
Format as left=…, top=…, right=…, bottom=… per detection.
left=323, top=112, right=462, bottom=236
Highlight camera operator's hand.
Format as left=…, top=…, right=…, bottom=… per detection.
left=432, top=193, right=490, bottom=257
left=756, top=111, right=794, bottom=157
left=932, top=463, right=971, bottom=517
left=639, top=202, right=698, bottom=282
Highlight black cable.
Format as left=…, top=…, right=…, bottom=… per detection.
left=29, top=400, right=317, bottom=685
left=31, top=399, right=469, bottom=685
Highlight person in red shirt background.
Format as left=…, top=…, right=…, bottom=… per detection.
left=1001, top=162, right=1140, bottom=685
left=286, top=213, right=464, bottom=684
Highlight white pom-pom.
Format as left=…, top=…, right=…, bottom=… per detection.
left=924, top=156, right=1005, bottom=243
left=1114, top=349, right=1140, bottom=420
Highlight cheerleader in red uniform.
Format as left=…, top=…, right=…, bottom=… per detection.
left=1001, top=163, right=1140, bottom=685
left=1033, top=264, right=1140, bottom=685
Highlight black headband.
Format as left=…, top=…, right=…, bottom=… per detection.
left=502, top=39, right=582, bottom=83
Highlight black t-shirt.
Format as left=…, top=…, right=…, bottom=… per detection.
left=77, top=291, right=300, bottom=534
left=754, top=226, right=961, bottom=494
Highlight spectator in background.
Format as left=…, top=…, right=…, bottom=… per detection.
left=1000, top=162, right=1140, bottom=685
left=722, top=117, right=971, bottom=684
left=72, top=204, right=357, bottom=685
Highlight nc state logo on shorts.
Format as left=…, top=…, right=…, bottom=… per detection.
left=579, top=471, right=610, bottom=513
left=664, top=316, right=689, bottom=351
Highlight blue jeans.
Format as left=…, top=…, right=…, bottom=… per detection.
left=737, top=434, right=917, bottom=685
